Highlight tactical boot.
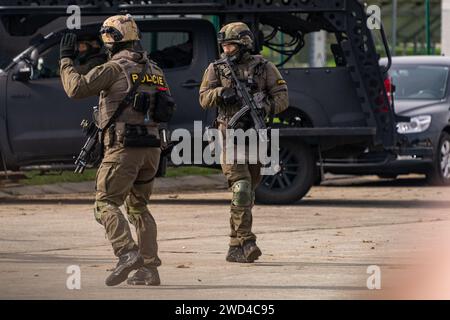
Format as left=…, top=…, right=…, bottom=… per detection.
left=105, top=250, right=144, bottom=286
left=242, top=240, right=262, bottom=262
left=127, top=266, right=161, bottom=286
left=226, top=246, right=247, bottom=263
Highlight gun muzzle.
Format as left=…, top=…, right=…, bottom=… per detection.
left=73, top=157, right=86, bottom=174
left=74, top=164, right=85, bottom=174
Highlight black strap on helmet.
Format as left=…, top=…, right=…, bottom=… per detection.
left=237, top=30, right=253, bottom=40
left=100, top=26, right=123, bottom=42
left=217, top=29, right=253, bottom=43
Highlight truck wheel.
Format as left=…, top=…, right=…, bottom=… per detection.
left=255, top=139, right=315, bottom=204
left=426, top=132, right=450, bottom=186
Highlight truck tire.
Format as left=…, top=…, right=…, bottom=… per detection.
left=426, top=132, right=450, bottom=186
left=255, top=139, right=315, bottom=204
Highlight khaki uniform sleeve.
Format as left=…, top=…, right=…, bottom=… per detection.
left=60, top=57, right=121, bottom=99
left=199, top=63, right=224, bottom=110
left=265, top=61, right=289, bottom=114
left=75, top=56, right=107, bottom=75
left=74, top=63, right=92, bottom=76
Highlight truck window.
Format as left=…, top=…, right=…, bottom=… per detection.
left=142, top=31, right=193, bottom=69
left=30, top=31, right=193, bottom=79
left=33, top=45, right=60, bottom=79
left=33, top=36, right=106, bottom=79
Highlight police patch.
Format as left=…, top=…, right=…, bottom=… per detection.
left=277, top=79, right=287, bottom=85
left=131, top=73, right=166, bottom=87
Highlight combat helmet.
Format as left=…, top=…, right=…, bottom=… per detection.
left=100, top=14, right=140, bottom=44
left=217, top=22, right=254, bottom=51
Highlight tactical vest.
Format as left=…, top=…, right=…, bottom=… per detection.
left=97, top=56, right=165, bottom=128
left=213, top=54, right=268, bottom=118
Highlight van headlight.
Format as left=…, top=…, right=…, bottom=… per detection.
left=397, top=115, right=432, bottom=134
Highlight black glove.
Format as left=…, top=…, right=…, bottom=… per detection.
left=220, top=87, right=238, bottom=106
left=60, top=33, right=77, bottom=60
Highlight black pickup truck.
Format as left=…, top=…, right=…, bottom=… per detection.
left=0, top=0, right=429, bottom=204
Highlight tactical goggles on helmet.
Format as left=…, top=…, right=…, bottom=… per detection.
left=100, top=26, right=123, bottom=42
left=217, top=32, right=226, bottom=42
left=217, top=30, right=253, bottom=43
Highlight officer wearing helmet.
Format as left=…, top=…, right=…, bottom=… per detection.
left=199, top=22, right=289, bottom=263
left=60, top=15, right=171, bottom=286
left=74, top=37, right=107, bottom=75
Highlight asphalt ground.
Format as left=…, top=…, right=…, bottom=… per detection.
left=1, top=174, right=449, bottom=299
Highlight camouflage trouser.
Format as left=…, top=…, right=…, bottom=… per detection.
left=94, top=143, right=161, bottom=267
left=221, top=163, right=262, bottom=247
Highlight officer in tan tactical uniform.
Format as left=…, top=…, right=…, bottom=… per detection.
left=60, top=15, right=171, bottom=286
left=199, top=22, right=289, bottom=263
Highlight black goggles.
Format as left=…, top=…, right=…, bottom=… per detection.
left=217, top=30, right=253, bottom=43
left=100, top=26, right=123, bottom=42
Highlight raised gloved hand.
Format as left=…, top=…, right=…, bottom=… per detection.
left=60, top=33, right=78, bottom=60
left=220, top=87, right=238, bottom=106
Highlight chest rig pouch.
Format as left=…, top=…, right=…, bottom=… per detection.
left=214, top=56, right=267, bottom=91
left=132, top=91, right=151, bottom=114
left=153, top=88, right=176, bottom=123
left=213, top=56, right=267, bottom=128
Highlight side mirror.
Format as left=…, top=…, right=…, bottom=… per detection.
left=12, top=61, right=33, bottom=82
left=29, top=48, right=39, bottom=67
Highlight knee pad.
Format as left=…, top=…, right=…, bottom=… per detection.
left=231, top=180, right=252, bottom=207
left=128, top=211, right=156, bottom=230
left=125, top=203, right=149, bottom=225
left=94, top=200, right=118, bottom=225
left=93, top=208, right=102, bottom=225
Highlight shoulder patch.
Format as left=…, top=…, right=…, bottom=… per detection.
left=277, top=79, right=287, bottom=85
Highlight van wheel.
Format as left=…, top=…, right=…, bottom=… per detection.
left=255, top=139, right=315, bottom=204
left=426, top=132, right=450, bottom=186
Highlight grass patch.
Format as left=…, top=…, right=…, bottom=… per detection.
left=165, top=166, right=221, bottom=178
left=21, top=169, right=97, bottom=186
left=20, top=166, right=221, bottom=186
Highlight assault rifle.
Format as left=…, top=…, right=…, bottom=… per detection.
left=216, top=57, right=268, bottom=141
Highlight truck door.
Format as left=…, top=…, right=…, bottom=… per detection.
left=5, top=40, right=97, bottom=164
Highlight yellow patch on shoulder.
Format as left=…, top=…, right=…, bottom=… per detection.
left=277, top=79, right=287, bottom=85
